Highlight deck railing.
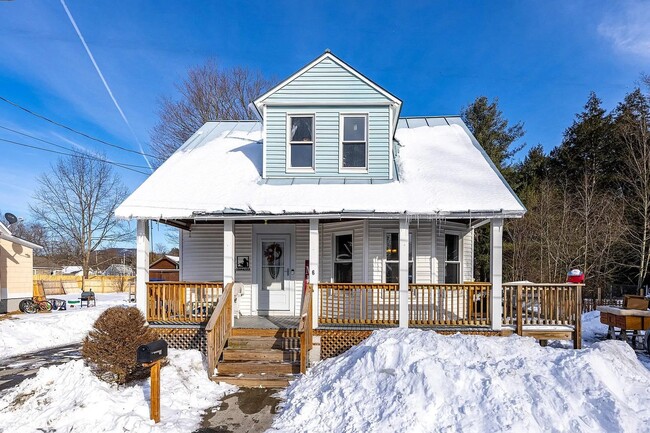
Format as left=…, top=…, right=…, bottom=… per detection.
left=298, top=284, right=313, bottom=374
left=502, top=283, right=582, bottom=344
left=319, top=283, right=399, bottom=325
left=206, top=282, right=233, bottom=377
left=409, top=283, right=492, bottom=326
left=146, top=281, right=223, bottom=323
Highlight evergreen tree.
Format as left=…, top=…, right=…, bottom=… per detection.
left=549, top=92, right=620, bottom=190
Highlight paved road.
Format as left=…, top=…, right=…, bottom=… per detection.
left=0, top=344, right=82, bottom=393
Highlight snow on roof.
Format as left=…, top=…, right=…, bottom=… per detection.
left=115, top=119, right=525, bottom=220
left=0, top=221, right=43, bottom=250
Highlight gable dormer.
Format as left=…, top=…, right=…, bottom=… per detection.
left=254, top=51, right=402, bottom=180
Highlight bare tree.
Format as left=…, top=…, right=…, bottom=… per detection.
left=150, top=60, right=273, bottom=165
left=30, top=153, right=129, bottom=285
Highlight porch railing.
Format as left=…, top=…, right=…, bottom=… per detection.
left=206, top=282, right=233, bottom=377
left=502, top=283, right=582, bottom=346
left=146, top=281, right=223, bottom=323
left=319, top=283, right=399, bottom=325
left=298, top=284, right=313, bottom=374
left=409, top=283, right=492, bottom=326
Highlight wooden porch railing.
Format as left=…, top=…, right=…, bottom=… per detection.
left=298, top=284, right=313, bottom=374
left=146, top=281, right=223, bottom=323
left=319, top=283, right=399, bottom=325
left=206, top=282, right=233, bottom=377
left=502, top=283, right=583, bottom=346
left=409, top=283, right=492, bottom=326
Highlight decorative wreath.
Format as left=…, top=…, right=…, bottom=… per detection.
left=264, top=243, right=283, bottom=278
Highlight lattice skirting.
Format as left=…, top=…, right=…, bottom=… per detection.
left=315, top=328, right=503, bottom=359
left=153, top=327, right=207, bottom=354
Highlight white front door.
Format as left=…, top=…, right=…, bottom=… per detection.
left=257, top=234, right=292, bottom=313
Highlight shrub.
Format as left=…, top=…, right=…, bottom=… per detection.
left=82, top=306, right=159, bottom=384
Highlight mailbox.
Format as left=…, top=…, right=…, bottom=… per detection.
left=137, top=339, right=168, bottom=364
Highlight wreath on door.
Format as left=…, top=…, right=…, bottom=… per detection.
left=264, top=243, right=283, bottom=279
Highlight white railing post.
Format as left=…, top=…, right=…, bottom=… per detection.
left=399, top=217, right=409, bottom=328
left=309, top=218, right=320, bottom=329
left=224, top=220, right=235, bottom=324
left=490, top=218, right=504, bottom=330
left=136, top=219, right=150, bottom=318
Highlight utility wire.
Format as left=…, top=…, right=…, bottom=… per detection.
left=0, top=95, right=157, bottom=160
left=0, top=125, right=151, bottom=170
left=0, top=137, right=150, bottom=175
left=60, top=0, right=153, bottom=171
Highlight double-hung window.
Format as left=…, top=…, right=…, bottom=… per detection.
left=333, top=233, right=353, bottom=283
left=444, top=234, right=461, bottom=284
left=340, top=115, right=367, bottom=170
left=384, top=231, right=414, bottom=283
left=288, top=115, right=314, bottom=170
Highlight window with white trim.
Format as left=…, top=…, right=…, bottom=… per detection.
left=340, top=115, right=367, bottom=169
left=444, top=234, right=461, bottom=284
left=288, top=115, right=314, bottom=169
left=333, top=233, right=353, bottom=283
left=384, top=231, right=414, bottom=283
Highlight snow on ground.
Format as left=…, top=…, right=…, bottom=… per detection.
left=269, top=329, right=650, bottom=433
left=0, top=293, right=129, bottom=359
left=0, top=349, right=235, bottom=433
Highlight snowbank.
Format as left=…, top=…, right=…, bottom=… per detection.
left=0, top=349, right=235, bottom=433
left=0, top=293, right=128, bottom=359
left=269, top=329, right=650, bottom=433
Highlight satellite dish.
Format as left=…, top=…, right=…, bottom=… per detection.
left=4, top=213, right=18, bottom=225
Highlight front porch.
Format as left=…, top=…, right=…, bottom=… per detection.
left=145, top=279, right=582, bottom=385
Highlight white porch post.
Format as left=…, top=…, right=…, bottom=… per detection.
left=490, top=218, right=504, bottom=330
left=309, top=218, right=320, bottom=329
left=399, top=217, right=409, bottom=328
left=223, top=220, right=235, bottom=284
left=136, top=219, right=150, bottom=318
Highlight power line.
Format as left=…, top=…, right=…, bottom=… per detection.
left=0, top=137, right=150, bottom=175
left=0, top=125, right=151, bottom=170
left=0, top=95, right=157, bottom=160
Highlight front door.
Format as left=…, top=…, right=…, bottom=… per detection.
left=257, top=234, right=292, bottom=313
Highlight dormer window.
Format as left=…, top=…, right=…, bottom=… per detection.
left=287, top=115, right=314, bottom=171
left=340, top=114, right=368, bottom=171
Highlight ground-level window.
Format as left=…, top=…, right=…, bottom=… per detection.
left=445, top=233, right=461, bottom=284
left=333, top=233, right=353, bottom=283
left=340, top=115, right=367, bottom=169
left=288, top=115, right=314, bottom=169
left=384, top=232, right=413, bottom=283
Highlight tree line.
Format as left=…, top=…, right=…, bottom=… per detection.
left=463, top=77, right=650, bottom=296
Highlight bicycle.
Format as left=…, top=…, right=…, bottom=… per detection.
left=18, top=299, right=53, bottom=314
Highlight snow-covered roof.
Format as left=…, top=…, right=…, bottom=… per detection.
left=115, top=119, right=525, bottom=220
left=0, top=221, right=43, bottom=250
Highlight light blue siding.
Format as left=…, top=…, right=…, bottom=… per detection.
left=265, top=58, right=390, bottom=103
left=265, top=106, right=391, bottom=178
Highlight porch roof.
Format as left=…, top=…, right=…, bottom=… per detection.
left=116, top=119, right=526, bottom=220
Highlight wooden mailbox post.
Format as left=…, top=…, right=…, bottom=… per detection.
left=137, top=339, right=168, bottom=423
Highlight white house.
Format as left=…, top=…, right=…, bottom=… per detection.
left=117, top=52, right=580, bottom=386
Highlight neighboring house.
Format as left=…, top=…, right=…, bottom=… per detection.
left=117, top=52, right=581, bottom=386
left=149, top=255, right=179, bottom=281
left=0, top=222, right=43, bottom=313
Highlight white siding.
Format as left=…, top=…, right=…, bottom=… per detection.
left=319, top=220, right=364, bottom=282
left=180, top=224, right=223, bottom=281
left=463, top=229, right=474, bottom=282
left=235, top=224, right=253, bottom=314
left=434, top=221, right=472, bottom=284
left=295, top=223, right=309, bottom=313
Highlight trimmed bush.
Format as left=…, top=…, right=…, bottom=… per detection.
left=82, top=306, right=159, bottom=384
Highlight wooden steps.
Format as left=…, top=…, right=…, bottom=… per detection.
left=211, top=329, right=301, bottom=388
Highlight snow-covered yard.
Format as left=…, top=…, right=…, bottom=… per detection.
left=0, top=293, right=129, bottom=360
left=0, top=349, right=235, bottom=433
left=270, top=313, right=650, bottom=433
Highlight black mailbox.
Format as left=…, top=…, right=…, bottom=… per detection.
left=137, top=339, right=168, bottom=364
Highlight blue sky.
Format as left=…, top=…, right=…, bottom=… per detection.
left=1, top=0, right=649, bottom=224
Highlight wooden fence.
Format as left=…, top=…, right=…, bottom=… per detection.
left=298, top=285, right=313, bottom=373
left=146, top=281, right=223, bottom=323
left=33, top=275, right=135, bottom=293
left=582, top=298, right=623, bottom=313
left=409, top=283, right=492, bottom=326
left=206, top=283, right=233, bottom=378
left=319, top=283, right=399, bottom=325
